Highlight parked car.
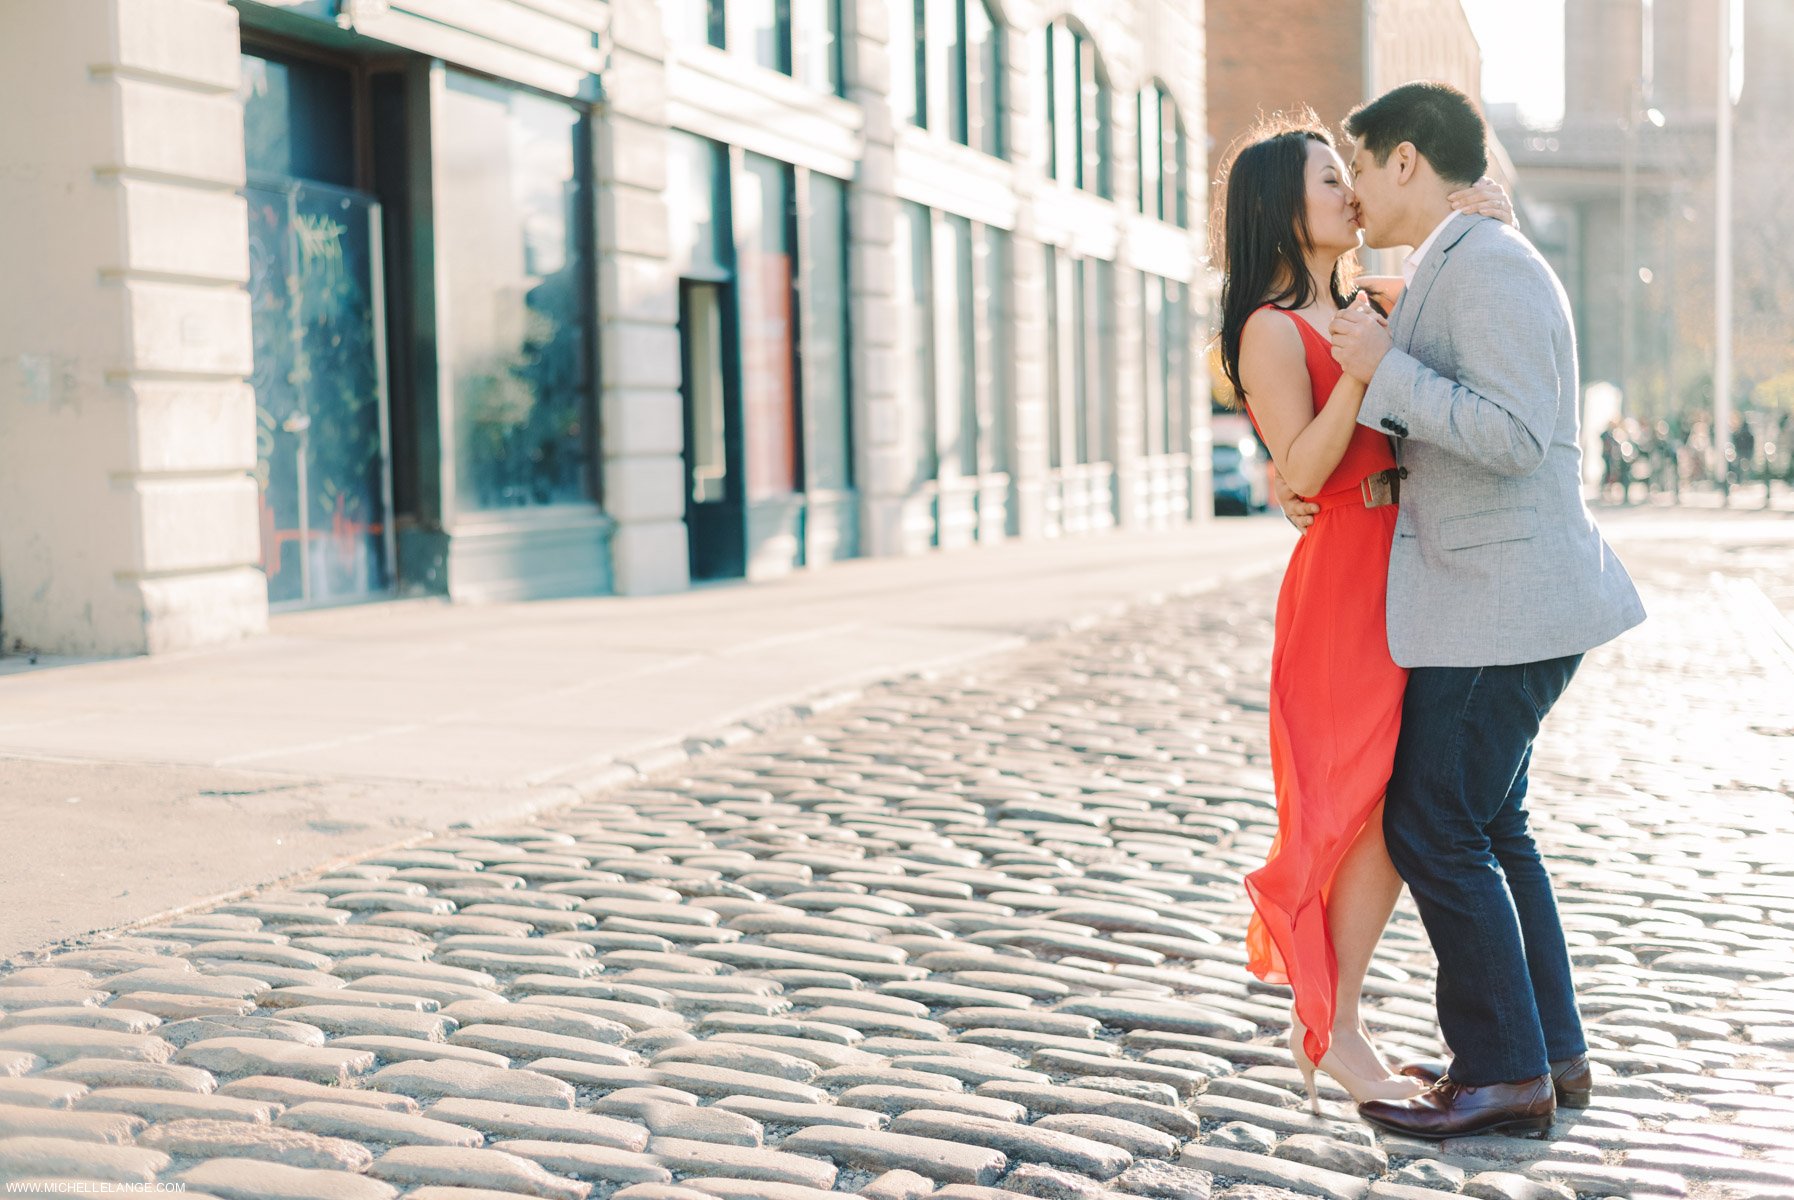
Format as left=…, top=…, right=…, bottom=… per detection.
left=1211, top=425, right=1271, bottom=516
left=1213, top=444, right=1255, bottom=515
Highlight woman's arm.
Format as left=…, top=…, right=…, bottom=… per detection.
left=1350, top=180, right=1518, bottom=314
left=1239, top=308, right=1373, bottom=497
left=1448, top=176, right=1518, bottom=227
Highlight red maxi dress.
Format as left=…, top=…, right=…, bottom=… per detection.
left=1242, top=306, right=1408, bottom=1067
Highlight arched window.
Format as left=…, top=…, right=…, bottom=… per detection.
left=952, top=0, right=1004, bottom=157
left=671, top=0, right=844, bottom=96
left=1137, top=81, right=1188, bottom=227
left=893, top=0, right=927, bottom=127
left=1046, top=20, right=1112, bottom=198
left=795, top=0, right=846, bottom=93
left=906, top=0, right=1005, bottom=153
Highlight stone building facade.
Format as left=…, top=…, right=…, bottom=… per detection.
left=0, top=0, right=1211, bottom=657
left=1205, top=0, right=1495, bottom=192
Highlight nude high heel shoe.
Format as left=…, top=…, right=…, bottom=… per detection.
left=1289, top=1007, right=1426, bottom=1113
left=1289, top=1019, right=1326, bottom=1115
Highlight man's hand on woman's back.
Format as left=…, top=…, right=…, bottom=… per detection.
left=1274, top=471, right=1320, bottom=532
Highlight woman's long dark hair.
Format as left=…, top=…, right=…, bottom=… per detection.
left=1216, top=117, right=1353, bottom=403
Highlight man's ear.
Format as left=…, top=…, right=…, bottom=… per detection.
left=1393, top=142, right=1420, bottom=185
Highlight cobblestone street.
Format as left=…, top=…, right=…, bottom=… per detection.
left=1, top=530, right=1792, bottom=1200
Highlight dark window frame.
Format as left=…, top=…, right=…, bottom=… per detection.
left=911, top=0, right=929, bottom=128
left=952, top=0, right=1005, bottom=158
left=1137, top=81, right=1189, bottom=227
left=1046, top=19, right=1111, bottom=198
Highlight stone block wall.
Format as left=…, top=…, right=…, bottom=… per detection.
left=0, top=0, right=265, bottom=655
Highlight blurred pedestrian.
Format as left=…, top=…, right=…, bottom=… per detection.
left=1733, top=414, right=1756, bottom=486
left=1600, top=420, right=1625, bottom=502
left=1780, top=413, right=1794, bottom=487
left=1686, top=417, right=1711, bottom=486
left=1651, top=419, right=1679, bottom=498
left=1623, top=419, right=1649, bottom=504
left=1636, top=421, right=1657, bottom=502
left=1765, top=411, right=1793, bottom=496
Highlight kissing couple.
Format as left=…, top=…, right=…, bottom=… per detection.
left=1216, top=82, right=1646, bottom=1138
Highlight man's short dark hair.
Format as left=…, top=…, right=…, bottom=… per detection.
left=1345, top=81, right=1488, bottom=185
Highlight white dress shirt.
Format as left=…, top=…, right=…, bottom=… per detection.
left=1402, top=211, right=1460, bottom=286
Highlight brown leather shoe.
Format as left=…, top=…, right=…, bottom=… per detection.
left=1395, top=1058, right=1449, bottom=1084
left=1358, top=1074, right=1555, bottom=1139
left=1399, top=1053, right=1593, bottom=1108
left=1550, top=1053, right=1594, bottom=1108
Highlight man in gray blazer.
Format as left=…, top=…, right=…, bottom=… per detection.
left=1324, top=82, right=1645, bottom=1138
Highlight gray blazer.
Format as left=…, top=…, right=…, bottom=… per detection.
left=1358, top=212, right=1645, bottom=669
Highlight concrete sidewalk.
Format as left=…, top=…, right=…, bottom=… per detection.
left=0, top=519, right=1295, bottom=958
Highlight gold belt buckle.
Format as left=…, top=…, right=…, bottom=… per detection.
left=1361, top=469, right=1398, bottom=508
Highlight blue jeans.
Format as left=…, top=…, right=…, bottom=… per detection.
left=1383, top=655, right=1588, bottom=1086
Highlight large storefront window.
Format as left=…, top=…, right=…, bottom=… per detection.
left=670, top=131, right=850, bottom=576
left=1142, top=275, right=1165, bottom=457
left=1090, top=257, right=1115, bottom=465
left=1045, top=245, right=1063, bottom=470
left=667, top=132, right=733, bottom=510
left=668, top=132, right=733, bottom=281
left=1071, top=256, right=1091, bottom=463
left=1161, top=279, right=1190, bottom=456
left=1045, top=247, right=1115, bottom=469
left=896, top=202, right=937, bottom=486
left=901, top=204, right=1009, bottom=543
left=980, top=226, right=1012, bottom=478
left=437, top=72, right=593, bottom=514
left=737, top=153, right=801, bottom=501
left=942, top=214, right=978, bottom=478
left=805, top=173, right=853, bottom=491
left=668, top=131, right=745, bottom=580
left=241, top=49, right=392, bottom=607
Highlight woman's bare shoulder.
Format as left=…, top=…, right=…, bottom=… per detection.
left=1239, top=307, right=1306, bottom=371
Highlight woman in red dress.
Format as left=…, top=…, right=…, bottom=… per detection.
left=1216, top=117, right=1511, bottom=1110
